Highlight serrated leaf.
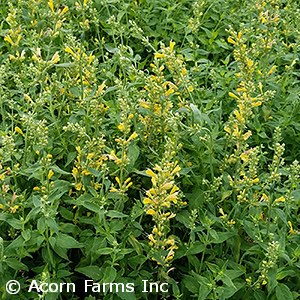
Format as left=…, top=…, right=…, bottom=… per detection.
left=76, top=266, right=102, bottom=281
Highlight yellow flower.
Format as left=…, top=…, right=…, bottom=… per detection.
left=169, top=40, right=175, bottom=51
left=224, top=126, right=231, bottom=134
left=117, top=123, right=125, bottom=131
left=181, top=68, right=187, bottom=76
left=61, top=6, right=69, bottom=14
left=146, top=169, right=156, bottom=178
left=4, top=35, right=14, bottom=46
left=48, top=0, right=54, bottom=13
left=240, top=152, right=249, bottom=162
left=165, top=88, right=175, bottom=97
left=268, top=65, right=277, bottom=76
left=252, top=101, right=262, bottom=107
left=146, top=209, right=156, bottom=216
left=275, top=196, right=285, bottom=203
left=228, top=92, right=239, bottom=100
left=15, top=126, right=24, bottom=136
left=227, top=37, right=236, bottom=44
left=74, top=182, right=83, bottom=191
left=288, top=221, right=295, bottom=234
left=154, top=53, right=165, bottom=59
left=246, top=58, right=254, bottom=68
left=51, top=52, right=60, bottom=64
left=171, top=165, right=181, bottom=175
left=128, top=132, right=138, bottom=142
left=65, top=46, right=74, bottom=56
left=82, top=169, right=91, bottom=176
left=243, top=131, right=252, bottom=140
left=187, top=85, right=194, bottom=92
left=143, top=198, right=153, bottom=205
left=48, top=170, right=54, bottom=180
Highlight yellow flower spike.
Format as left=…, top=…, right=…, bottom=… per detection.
left=228, top=92, right=239, bottom=100
left=4, top=35, right=14, bottom=46
left=87, top=153, right=95, bottom=160
left=83, top=0, right=88, bottom=6
left=154, top=53, right=165, bottom=59
left=115, top=176, right=121, bottom=187
left=243, top=131, right=252, bottom=141
left=88, top=54, right=95, bottom=65
left=171, top=165, right=181, bottom=175
left=74, top=182, right=83, bottom=191
left=237, top=87, right=247, bottom=93
left=288, top=221, right=295, bottom=234
left=275, top=196, right=285, bottom=203
left=126, top=181, right=133, bottom=189
left=237, top=31, right=243, bottom=40
left=165, top=88, right=175, bottom=97
left=260, top=193, right=269, bottom=202
left=75, top=146, right=81, bottom=153
left=146, top=209, right=156, bottom=216
left=187, top=86, right=194, bottom=92
left=240, top=152, right=249, bottom=162
left=252, top=101, right=262, bottom=107
left=234, top=110, right=244, bottom=123
left=48, top=0, right=55, bottom=13
left=65, top=46, right=74, bottom=56
left=117, top=123, right=126, bottom=131
left=61, top=6, right=69, bottom=14
left=0, top=173, right=5, bottom=181
left=33, top=187, right=40, bottom=191
left=128, top=132, right=138, bottom=142
left=15, top=126, right=24, bottom=136
left=227, top=37, right=236, bottom=44
left=224, top=126, right=231, bottom=134
left=268, top=65, right=277, bottom=76
left=170, top=185, right=179, bottom=195
left=246, top=58, right=254, bottom=67
left=82, top=169, right=91, bottom=176
left=252, top=177, right=259, bottom=184
left=181, top=68, right=187, bottom=76
left=72, top=167, right=79, bottom=177
left=124, top=177, right=132, bottom=185
left=46, top=154, right=53, bottom=160
left=169, top=40, right=175, bottom=51
left=161, top=182, right=173, bottom=191
left=146, top=169, right=156, bottom=178
left=48, top=170, right=54, bottom=180
left=159, top=65, right=165, bottom=71
left=143, top=198, right=153, bottom=205
left=165, top=193, right=178, bottom=204
left=51, top=52, right=60, bottom=64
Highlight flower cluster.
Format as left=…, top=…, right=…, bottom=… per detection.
left=143, top=139, right=186, bottom=268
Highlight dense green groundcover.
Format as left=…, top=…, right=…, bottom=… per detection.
left=0, top=0, right=300, bottom=299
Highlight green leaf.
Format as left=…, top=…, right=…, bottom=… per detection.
left=276, top=283, right=293, bottom=300
left=96, top=248, right=114, bottom=255
left=76, top=266, right=102, bottom=281
left=186, top=242, right=205, bottom=255
left=102, top=266, right=117, bottom=282
left=106, top=210, right=128, bottom=218
left=6, top=258, right=28, bottom=271
left=55, top=233, right=82, bottom=249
